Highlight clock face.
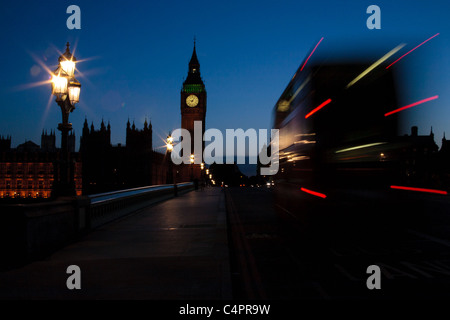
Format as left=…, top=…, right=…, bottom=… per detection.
left=186, top=94, right=199, bottom=107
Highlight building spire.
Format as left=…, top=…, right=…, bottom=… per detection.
left=189, top=39, right=200, bottom=71
left=184, top=38, right=204, bottom=87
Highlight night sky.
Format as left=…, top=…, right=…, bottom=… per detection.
left=0, top=0, right=449, bottom=154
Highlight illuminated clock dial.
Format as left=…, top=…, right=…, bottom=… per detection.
left=186, top=94, right=199, bottom=107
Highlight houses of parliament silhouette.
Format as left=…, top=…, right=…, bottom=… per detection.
left=0, top=43, right=207, bottom=199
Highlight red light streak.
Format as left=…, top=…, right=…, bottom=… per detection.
left=301, top=187, right=327, bottom=198
left=390, top=185, right=447, bottom=195
left=300, top=37, right=324, bottom=72
left=305, top=98, right=332, bottom=119
left=384, top=95, right=438, bottom=117
left=386, top=33, right=440, bottom=69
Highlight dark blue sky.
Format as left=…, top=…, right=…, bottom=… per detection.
left=0, top=0, right=449, bottom=151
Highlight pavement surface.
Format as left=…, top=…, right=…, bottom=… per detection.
left=0, top=187, right=231, bottom=300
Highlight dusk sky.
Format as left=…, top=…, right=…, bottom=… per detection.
left=0, top=0, right=449, bottom=152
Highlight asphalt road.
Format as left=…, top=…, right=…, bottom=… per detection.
left=225, top=186, right=450, bottom=299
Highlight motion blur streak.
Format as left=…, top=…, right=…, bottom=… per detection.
left=289, top=76, right=311, bottom=104
left=346, top=44, right=405, bottom=88
left=300, top=37, right=324, bottom=72
left=305, top=98, right=332, bottom=119
left=390, top=185, right=448, bottom=195
left=385, top=33, right=440, bottom=69
left=384, top=95, right=439, bottom=117
left=335, top=142, right=387, bottom=153
left=301, top=187, right=327, bottom=198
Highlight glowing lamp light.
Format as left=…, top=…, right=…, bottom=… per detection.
left=60, top=60, right=76, bottom=77
left=166, top=134, right=174, bottom=152
left=68, top=79, right=81, bottom=105
left=52, top=74, right=68, bottom=95
left=190, top=154, right=195, bottom=164
left=201, top=163, right=205, bottom=170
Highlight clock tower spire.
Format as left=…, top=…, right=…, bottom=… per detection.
left=185, top=40, right=203, bottom=86
left=181, top=40, right=207, bottom=181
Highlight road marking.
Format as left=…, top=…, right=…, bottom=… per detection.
left=225, top=190, right=267, bottom=299
left=407, top=229, right=450, bottom=248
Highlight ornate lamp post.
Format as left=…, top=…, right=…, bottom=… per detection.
left=166, top=133, right=174, bottom=184
left=190, top=154, right=195, bottom=181
left=51, top=42, right=81, bottom=196
left=200, top=162, right=205, bottom=189
left=166, top=133, right=177, bottom=196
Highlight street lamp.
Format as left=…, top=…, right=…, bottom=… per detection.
left=190, top=154, right=195, bottom=182
left=166, top=133, right=174, bottom=181
left=166, top=133, right=177, bottom=195
left=51, top=42, right=81, bottom=197
left=166, top=135, right=174, bottom=151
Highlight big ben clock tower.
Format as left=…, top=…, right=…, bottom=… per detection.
left=181, top=40, right=206, bottom=179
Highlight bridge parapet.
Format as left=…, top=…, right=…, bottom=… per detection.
left=87, top=182, right=193, bottom=228
left=0, top=182, right=193, bottom=269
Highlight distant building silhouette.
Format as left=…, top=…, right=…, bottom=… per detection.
left=16, top=141, right=40, bottom=153
left=0, top=133, right=82, bottom=199
left=79, top=118, right=113, bottom=193
left=438, top=132, right=450, bottom=187
left=125, top=118, right=153, bottom=187
left=396, top=126, right=440, bottom=188
left=0, top=136, right=11, bottom=152
left=41, top=130, right=56, bottom=152
left=79, top=118, right=169, bottom=195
